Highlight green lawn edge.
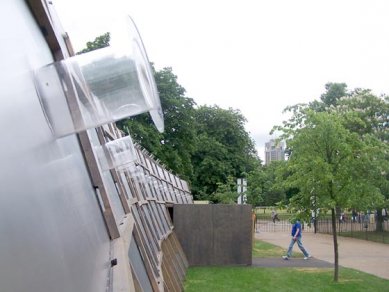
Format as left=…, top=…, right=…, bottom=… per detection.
left=184, top=239, right=389, bottom=291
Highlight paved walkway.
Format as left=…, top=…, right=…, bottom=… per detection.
left=255, top=230, right=389, bottom=280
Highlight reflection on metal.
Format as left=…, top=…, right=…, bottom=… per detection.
left=1, top=1, right=191, bottom=291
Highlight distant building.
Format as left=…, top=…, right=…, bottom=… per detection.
left=265, top=139, right=286, bottom=165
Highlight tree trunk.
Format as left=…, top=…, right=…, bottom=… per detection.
left=331, top=208, right=339, bottom=282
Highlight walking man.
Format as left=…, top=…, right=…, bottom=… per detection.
left=282, top=218, right=311, bottom=260
left=271, top=209, right=280, bottom=223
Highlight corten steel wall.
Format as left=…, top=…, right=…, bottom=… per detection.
left=174, top=204, right=252, bottom=266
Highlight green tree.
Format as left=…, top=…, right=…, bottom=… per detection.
left=154, top=67, right=197, bottom=180
left=190, top=133, right=232, bottom=198
left=119, top=67, right=197, bottom=181
left=77, top=32, right=110, bottom=54
left=308, top=82, right=348, bottom=113
left=262, top=162, right=287, bottom=206
left=118, top=68, right=260, bottom=199
left=212, top=176, right=238, bottom=204
left=191, top=105, right=259, bottom=199
left=277, top=85, right=389, bottom=232
left=332, top=89, right=389, bottom=229
left=335, top=89, right=389, bottom=142
left=246, top=161, right=286, bottom=207
left=277, top=110, right=387, bottom=282
left=320, top=82, right=348, bottom=107
left=246, top=167, right=265, bottom=207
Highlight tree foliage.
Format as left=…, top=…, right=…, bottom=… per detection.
left=320, top=82, right=348, bottom=107
left=77, top=32, right=110, bottom=54
left=116, top=68, right=260, bottom=200
left=334, top=89, right=389, bottom=142
left=332, top=89, right=389, bottom=229
left=246, top=166, right=265, bottom=207
left=307, top=85, right=389, bottom=214
left=212, top=176, right=239, bottom=204
left=278, top=102, right=388, bottom=281
left=246, top=162, right=286, bottom=207
left=281, top=111, right=386, bottom=211
left=190, top=105, right=259, bottom=199
left=118, top=67, right=197, bottom=181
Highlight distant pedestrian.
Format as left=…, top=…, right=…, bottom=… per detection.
left=352, top=209, right=357, bottom=222
left=271, top=209, right=280, bottom=223
left=282, top=218, right=311, bottom=260
left=339, top=212, right=345, bottom=223
left=363, top=212, right=369, bottom=228
left=252, top=211, right=258, bottom=233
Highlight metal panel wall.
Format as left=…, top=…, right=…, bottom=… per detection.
left=0, top=1, right=111, bottom=292
left=1, top=1, right=194, bottom=291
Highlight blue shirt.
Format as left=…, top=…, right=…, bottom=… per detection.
left=291, top=221, right=302, bottom=237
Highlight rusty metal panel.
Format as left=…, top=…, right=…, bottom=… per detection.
left=174, top=204, right=252, bottom=266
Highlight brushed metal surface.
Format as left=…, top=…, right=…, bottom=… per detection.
left=0, top=1, right=111, bottom=291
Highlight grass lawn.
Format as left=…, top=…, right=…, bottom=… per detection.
left=184, top=239, right=389, bottom=291
left=184, top=266, right=389, bottom=292
left=252, top=239, right=303, bottom=258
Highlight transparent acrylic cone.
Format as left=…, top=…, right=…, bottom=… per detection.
left=34, top=16, right=164, bottom=137
left=96, top=135, right=138, bottom=171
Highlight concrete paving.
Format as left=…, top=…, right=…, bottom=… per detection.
left=255, top=230, right=389, bottom=280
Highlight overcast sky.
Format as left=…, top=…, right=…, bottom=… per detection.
left=53, top=0, right=389, bottom=160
